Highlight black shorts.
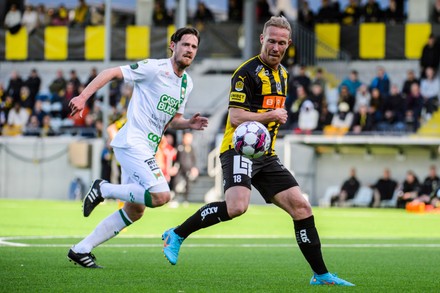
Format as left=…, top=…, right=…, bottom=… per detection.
left=220, top=149, right=299, bottom=203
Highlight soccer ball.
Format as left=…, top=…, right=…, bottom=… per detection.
left=233, top=121, right=271, bottom=159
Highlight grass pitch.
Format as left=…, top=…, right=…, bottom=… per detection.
left=1, top=199, right=439, bottom=292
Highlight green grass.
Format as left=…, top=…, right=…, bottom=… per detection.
left=1, top=199, right=440, bottom=292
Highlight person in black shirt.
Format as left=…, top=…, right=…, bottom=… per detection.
left=396, top=170, right=420, bottom=209
left=331, top=168, right=361, bottom=206
left=370, top=168, right=398, bottom=207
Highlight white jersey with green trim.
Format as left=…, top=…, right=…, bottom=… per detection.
left=111, top=58, right=192, bottom=153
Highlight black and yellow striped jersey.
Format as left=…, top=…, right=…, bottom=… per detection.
left=220, top=55, right=288, bottom=155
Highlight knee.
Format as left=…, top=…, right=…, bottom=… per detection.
left=152, top=192, right=171, bottom=207
left=124, top=206, right=145, bottom=222
left=227, top=201, right=248, bottom=218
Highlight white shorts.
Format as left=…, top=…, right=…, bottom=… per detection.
left=113, top=145, right=170, bottom=193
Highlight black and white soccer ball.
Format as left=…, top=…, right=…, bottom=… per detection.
left=233, top=121, right=271, bottom=159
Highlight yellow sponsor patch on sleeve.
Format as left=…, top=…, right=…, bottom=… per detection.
left=229, top=92, right=246, bottom=103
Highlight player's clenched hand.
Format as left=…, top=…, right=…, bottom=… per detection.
left=270, top=108, right=288, bottom=124
left=189, top=112, right=208, bottom=130
left=69, top=95, right=87, bottom=117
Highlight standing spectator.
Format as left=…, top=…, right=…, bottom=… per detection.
left=430, top=0, right=440, bottom=24
left=420, top=67, right=440, bottom=119
left=24, top=68, right=41, bottom=105
left=21, top=5, right=38, bottom=34
left=174, top=131, right=199, bottom=205
left=378, top=84, right=406, bottom=132
left=70, top=0, right=90, bottom=27
left=153, top=1, right=172, bottom=26
left=362, top=0, right=382, bottom=23
left=52, top=4, right=69, bottom=26
left=396, top=170, right=420, bottom=209
left=383, top=0, right=404, bottom=24
left=405, top=83, right=424, bottom=131
left=401, top=69, right=420, bottom=99
left=4, top=4, right=22, bottom=34
left=370, top=168, right=398, bottom=208
left=49, top=69, right=67, bottom=98
left=341, top=0, right=360, bottom=25
left=350, top=104, right=374, bottom=134
left=339, top=70, right=362, bottom=97
left=420, top=34, right=440, bottom=78
left=354, top=84, right=371, bottom=112
left=331, top=167, right=361, bottom=207
left=298, top=0, right=314, bottom=30
left=316, top=0, right=339, bottom=23
left=6, top=71, right=23, bottom=102
left=36, top=4, right=50, bottom=27
left=228, top=0, right=243, bottom=22
left=193, top=1, right=215, bottom=29
left=69, top=70, right=82, bottom=93
left=370, top=66, right=390, bottom=97
left=256, top=0, right=272, bottom=23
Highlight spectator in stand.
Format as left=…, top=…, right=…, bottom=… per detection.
left=378, top=84, right=406, bottom=132
left=61, top=82, right=79, bottom=119
left=350, top=104, right=374, bottom=134
left=228, top=0, right=243, bottom=22
left=298, top=0, right=314, bottom=30
left=370, top=168, right=398, bottom=208
left=405, top=82, right=424, bottom=132
left=330, top=167, right=360, bottom=207
left=69, top=70, right=82, bottom=93
left=383, top=0, right=404, bottom=24
left=312, top=68, right=326, bottom=92
left=19, top=86, right=34, bottom=112
left=288, top=65, right=311, bottom=104
left=51, top=4, right=69, bottom=26
left=316, top=0, right=339, bottom=23
left=49, top=69, right=67, bottom=98
left=297, top=100, right=319, bottom=134
left=0, top=95, right=14, bottom=134
left=420, top=67, right=440, bottom=119
left=36, top=4, right=50, bottom=28
left=193, top=2, right=215, bottom=29
left=309, top=83, right=325, bottom=113
left=4, top=4, right=22, bottom=34
left=341, top=0, right=360, bottom=25
left=289, top=85, right=309, bottom=129
left=369, top=88, right=384, bottom=127
left=6, top=101, right=30, bottom=135
left=6, top=71, right=23, bottom=102
left=70, top=0, right=90, bottom=27
left=338, top=85, right=355, bottom=112
left=31, top=100, right=47, bottom=125
left=24, top=114, right=41, bottom=136
left=361, top=0, right=382, bottom=23
left=354, top=84, right=371, bottom=112
left=430, top=0, right=440, bottom=24
left=316, top=103, right=333, bottom=132
left=325, top=102, right=353, bottom=135
left=420, top=34, right=440, bottom=78
left=412, top=165, right=440, bottom=204
left=153, top=1, right=173, bottom=26
left=370, top=66, right=390, bottom=97
left=401, top=69, right=419, bottom=99
left=40, top=114, right=55, bottom=137
left=24, top=68, right=41, bottom=105
left=21, top=5, right=38, bottom=34
left=256, top=0, right=272, bottom=23
left=339, top=70, right=362, bottom=97
left=396, top=170, right=420, bottom=209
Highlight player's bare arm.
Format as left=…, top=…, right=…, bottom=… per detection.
left=169, top=112, right=208, bottom=130
left=229, top=107, right=288, bottom=127
left=69, top=67, right=123, bottom=117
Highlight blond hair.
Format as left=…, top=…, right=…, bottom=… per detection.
left=262, top=16, right=292, bottom=36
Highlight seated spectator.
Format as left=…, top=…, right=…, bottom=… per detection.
left=338, top=85, right=355, bottom=112
left=377, top=84, right=406, bottom=132
left=414, top=165, right=440, bottom=204
left=312, top=67, right=326, bottom=93
left=341, top=0, right=360, bottom=25
left=61, top=82, right=79, bottom=119
left=24, top=114, right=41, bottom=136
left=256, top=0, right=272, bottom=23
left=228, top=0, right=243, bottom=23
left=405, top=83, right=424, bottom=131
left=40, top=114, right=56, bottom=137
left=429, top=187, right=440, bottom=208
left=19, top=86, right=34, bottom=112
left=297, top=100, right=319, bottom=134
left=21, top=5, right=38, bottom=34
left=0, top=95, right=13, bottom=132
left=370, top=168, right=398, bottom=208
left=420, top=67, right=440, bottom=119
left=49, top=69, right=67, bottom=98
left=70, top=0, right=90, bottom=27
left=193, top=1, right=215, bottom=29
left=331, top=167, right=361, bottom=207
left=289, top=85, right=309, bottom=129
left=36, top=4, right=50, bottom=28
left=288, top=65, right=311, bottom=103
left=383, top=0, right=404, bottom=24
left=339, top=70, right=362, bottom=97
left=325, top=102, right=353, bottom=135
left=420, top=34, right=440, bottom=78
left=370, top=66, right=390, bottom=97
left=316, top=103, right=333, bottom=132
left=354, top=84, right=371, bottom=112
left=51, top=4, right=69, bottom=26
left=396, top=170, right=420, bottom=209
left=430, top=0, right=440, bottom=24
left=69, top=70, right=82, bottom=93
left=361, top=0, right=382, bottom=23
left=4, top=4, right=22, bottom=34
left=153, top=1, right=173, bottom=26
left=316, top=0, right=339, bottom=23
left=31, top=100, right=48, bottom=125
left=309, top=83, right=324, bottom=113
left=4, top=101, right=30, bottom=136
left=298, top=0, right=314, bottom=29
left=369, top=88, right=384, bottom=126
left=401, top=69, right=419, bottom=99
left=350, top=104, right=374, bottom=134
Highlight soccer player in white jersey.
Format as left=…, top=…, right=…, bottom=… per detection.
left=67, top=27, right=208, bottom=268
